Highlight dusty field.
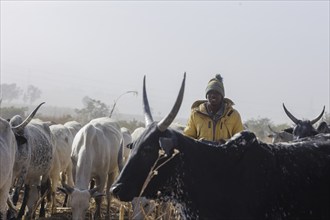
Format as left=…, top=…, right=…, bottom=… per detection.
left=16, top=190, right=180, bottom=220
left=15, top=190, right=131, bottom=220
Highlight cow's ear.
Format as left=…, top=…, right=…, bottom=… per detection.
left=159, top=137, right=177, bottom=156
left=284, top=127, right=293, bottom=134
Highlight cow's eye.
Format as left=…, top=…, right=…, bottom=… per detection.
left=127, top=143, right=133, bottom=149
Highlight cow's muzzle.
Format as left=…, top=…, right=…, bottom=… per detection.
left=110, top=183, right=121, bottom=196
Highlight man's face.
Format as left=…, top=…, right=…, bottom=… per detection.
left=207, top=90, right=223, bottom=107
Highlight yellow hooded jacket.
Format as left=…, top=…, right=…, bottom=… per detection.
left=184, top=98, right=244, bottom=142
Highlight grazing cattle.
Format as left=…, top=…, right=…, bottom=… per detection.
left=267, top=125, right=293, bottom=143
left=47, top=124, right=76, bottom=213
left=1, top=104, right=43, bottom=220
left=111, top=74, right=330, bottom=220
left=9, top=103, right=54, bottom=219
left=63, top=121, right=82, bottom=140
left=55, top=121, right=82, bottom=208
left=0, top=118, right=18, bottom=220
left=50, top=124, right=76, bottom=186
left=62, top=117, right=123, bottom=220
left=282, top=103, right=325, bottom=139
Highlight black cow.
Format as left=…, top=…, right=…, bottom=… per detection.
left=282, top=103, right=325, bottom=139
left=111, top=74, right=330, bottom=220
left=317, top=121, right=330, bottom=134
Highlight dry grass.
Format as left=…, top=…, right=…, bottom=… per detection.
left=16, top=191, right=121, bottom=220
left=15, top=190, right=181, bottom=220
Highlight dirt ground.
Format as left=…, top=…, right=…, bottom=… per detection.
left=16, top=190, right=180, bottom=220
left=16, top=190, right=132, bottom=220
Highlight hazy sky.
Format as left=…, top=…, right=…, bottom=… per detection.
left=1, top=1, right=329, bottom=124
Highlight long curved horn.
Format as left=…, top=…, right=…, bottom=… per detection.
left=12, top=102, right=45, bottom=133
left=282, top=103, right=300, bottom=125
left=157, top=73, right=186, bottom=132
left=310, top=106, right=325, bottom=125
left=143, top=76, right=154, bottom=126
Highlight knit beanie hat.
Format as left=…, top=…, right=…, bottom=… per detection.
left=205, top=74, right=225, bottom=98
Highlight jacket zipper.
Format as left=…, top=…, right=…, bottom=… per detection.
left=212, top=119, right=216, bottom=141
left=197, top=109, right=227, bottom=141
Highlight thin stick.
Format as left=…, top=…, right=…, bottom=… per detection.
left=139, top=149, right=180, bottom=197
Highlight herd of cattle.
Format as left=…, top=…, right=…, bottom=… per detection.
left=1, top=73, right=330, bottom=220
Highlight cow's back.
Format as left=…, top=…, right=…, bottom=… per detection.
left=50, top=124, right=74, bottom=182
left=71, top=117, right=122, bottom=187
left=269, top=137, right=330, bottom=218
left=64, top=121, right=82, bottom=139
left=93, top=118, right=121, bottom=173
left=50, top=124, right=73, bottom=167
left=24, top=119, right=54, bottom=181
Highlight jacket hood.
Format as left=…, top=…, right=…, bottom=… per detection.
left=191, top=98, right=235, bottom=110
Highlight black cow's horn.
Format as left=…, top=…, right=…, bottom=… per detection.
left=143, top=76, right=154, bottom=126
left=157, top=73, right=186, bottom=132
left=310, top=106, right=325, bottom=125
left=283, top=103, right=300, bottom=125
left=12, top=102, right=45, bottom=133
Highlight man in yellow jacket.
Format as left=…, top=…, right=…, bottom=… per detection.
left=184, top=74, right=244, bottom=143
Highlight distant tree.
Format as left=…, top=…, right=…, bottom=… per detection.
left=244, top=117, right=275, bottom=141
left=39, top=114, right=76, bottom=125
left=1, top=83, right=22, bottom=102
left=75, top=96, right=110, bottom=124
left=0, top=106, right=28, bottom=119
left=23, top=85, right=42, bottom=104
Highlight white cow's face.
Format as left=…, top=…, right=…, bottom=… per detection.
left=70, top=189, right=91, bottom=220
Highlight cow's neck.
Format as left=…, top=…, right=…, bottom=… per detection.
left=150, top=153, right=199, bottom=219
left=149, top=135, right=227, bottom=218
left=75, top=150, right=92, bottom=189
left=161, top=134, right=238, bottom=218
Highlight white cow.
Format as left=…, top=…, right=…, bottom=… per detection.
left=1, top=106, right=41, bottom=220
left=267, top=125, right=293, bottom=143
left=0, top=118, right=17, bottom=220
left=64, top=121, right=82, bottom=140
left=119, top=127, right=133, bottom=169
left=63, top=121, right=82, bottom=184
left=48, top=124, right=76, bottom=213
left=60, top=121, right=83, bottom=207
left=62, top=117, right=123, bottom=220
left=9, top=104, right=54, bottom=219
